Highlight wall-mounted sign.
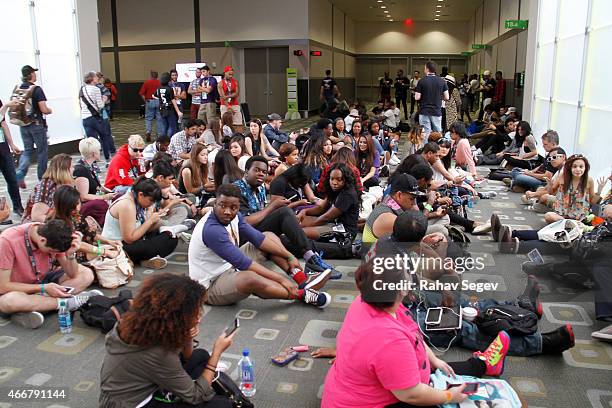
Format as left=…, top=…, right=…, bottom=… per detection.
left=505, top=20, right=528, bottom=29
left=286, top=68, right=298, bottom=112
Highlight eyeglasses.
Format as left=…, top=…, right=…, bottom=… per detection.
left=129, top=146, right=144, bottom=152
left=549, top=154, right=565, bottom=160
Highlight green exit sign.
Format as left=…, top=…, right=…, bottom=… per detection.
left=505, top=19, right=528, bottom=29
left=471, top=44, right=487, bottom=50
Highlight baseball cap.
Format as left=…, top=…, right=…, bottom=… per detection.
left=21, top=65, right=38, bottom=77
left=223, top=66, right=233, bottom=73
left=349, top=109, right=359, bottom=117
left=483, top=70, right=491, bottom=76
left=268, top=113, right=283, bottom=121
left=389, top=173, right=426, bottom=196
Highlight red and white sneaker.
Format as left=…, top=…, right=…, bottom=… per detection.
left=473, top=330, right=511, bottom=377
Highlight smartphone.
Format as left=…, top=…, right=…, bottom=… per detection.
left=63, top=286, right=75, bottom=294
left=224, top=318, right=240, bottom=337
left=271, top=347, right=299, bottom=366
left=447, top=382, right=480, bottom=394
left=287, top=193, right=299, bottom=201
left=425, top=307, right=443, bottom=325
left=527, top=249, right=544, bottom=265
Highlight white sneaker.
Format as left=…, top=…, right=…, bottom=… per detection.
left=472, top=223, right=492, bottom=235
left=11, top=311, right=44, bottom=329
left=160, top=224, right=189, bottom=238
left=182, top=219, right=197, bottom=230
left=389, top=156, right=401, bottom=165
left=302, top=289, right=332, bottom=308
left=591, top=324, right=612, bottom=342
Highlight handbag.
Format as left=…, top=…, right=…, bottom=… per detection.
left=212, top=371, right=254, bottom=408
left=476, top=305, right=538, bottom=337
left=537, top=219, right=583, bottom=246
left=86, top=248, right=134, bottom=289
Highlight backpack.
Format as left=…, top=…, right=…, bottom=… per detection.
left=476, top=305, right=538, bottom=337
left=314, top=231, right=355, bottom=259
left=79, top=290, right=133, bottom=333
left=9, top=85, right=37, bottom=126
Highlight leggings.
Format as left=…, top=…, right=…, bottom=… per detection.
left=254, top=206, right=312, bottom=257
left=144, top=349, right=232, bottom=408
left=385, top=358, right=486, bottom=408
left=123, top=231, right=178, bottom=264
left=503, top=154, right=538, bottom=170
left=448, top=211, right=475, bottom=233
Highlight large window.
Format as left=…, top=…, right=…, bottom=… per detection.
left=530, top=0, right=611, bottom=178
left=0, top=0, right=83, bottom=146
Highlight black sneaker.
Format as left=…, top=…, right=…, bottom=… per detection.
left=521, top=261, right=555, bottom=277
left=298, top=269, right=331, bottom=291
left=542, top=324, right=575, bottom=354
left=302, top=289, right=331, bottom=308
left=491, top=213, right=502, bottom=242
left=305, top=254, right=342, bottom=279
left=498, top=225, right=519, bottom=253
left=517, top=275, right=542, bottom=318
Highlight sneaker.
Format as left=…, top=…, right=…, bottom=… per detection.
left=182, top=219, right=197, bottom=230
left=498, top=226, right=519, bottom=254
left=502, top=177, right=512, bottom=186
left=80, top=289, right=104, bottom=298
left=542, top=324, right=575, bottom=353
left=11, top=311, right=44, bottom=329
left=306, top=253, right=342, bottom=279
left=141, top=256, right=168, bottom=270
left=591, top=324, right=612, bottom=342
left=517, top=275, right=542, bottom=318
left=473, top=331, right=510, bottom=376
left=500, top=159, right=508, bottom=168
left=179, top=231, right=192, bottom=244
left=302, top=289, right=331, bottom=308
left=521, top=194, right=536, bottom=205
left=65, top=295, right=91, bottom=312
left=490, top=213, right=502, bottom=242
left=298, top=269, right=331, bottom=291
left=521, top=261, right=555, bottom=277
left=159, top=224, right=189, bottom=238
left=531, top=202, right=550, bottom=213
left=479, top=191, right=497, bottom=199
left=472, top=223, right=492, bottom=235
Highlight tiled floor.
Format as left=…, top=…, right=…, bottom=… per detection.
left=0, top=114, right=610, bottom=408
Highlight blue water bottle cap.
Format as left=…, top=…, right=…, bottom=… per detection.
left=242, top=348, right=249, bottom=356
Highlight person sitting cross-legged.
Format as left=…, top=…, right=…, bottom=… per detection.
left=234, top=156, right=342, bottom=278
left=188, top=183, right=331, bottom=308
left=0, top=219, right=101, bottom=329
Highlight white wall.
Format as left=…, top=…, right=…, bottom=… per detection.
left=526, top=0, right=611, bottom=180
left=354, top=22, right=469, bottom=54
left=0, top=0, right=97, bottom=147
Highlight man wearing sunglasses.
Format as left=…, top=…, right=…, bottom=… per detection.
left=104, top=134, right=147, bottom=194
left=507, top=131, right=562, bottom=193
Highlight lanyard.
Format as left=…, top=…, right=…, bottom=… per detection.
left=24, top=225, right=52, bottom=283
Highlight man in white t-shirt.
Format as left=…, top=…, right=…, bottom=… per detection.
left=344, top=109, right=360, bottom=133
left=383, top=101, right=400, bottom=131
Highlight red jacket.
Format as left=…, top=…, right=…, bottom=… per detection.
left=139, top=79, right=161, bottom=100
left=104, top=145, right=143, bottom=190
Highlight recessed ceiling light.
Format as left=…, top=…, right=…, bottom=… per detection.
left=437, top=5, right=442, bottom=7
left=389, top=19, right=394, bottom=21
left=435, top=18, right=440, bottom=20
left=435, top=10, right=441, bottom=12
left=377, top=0, right=383, bottom=2
left=380, top=5, right=387, bottom=8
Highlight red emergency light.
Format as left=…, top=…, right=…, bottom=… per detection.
left=293, top=50, right=303, bottom=56
left=310, top=50, right=322, bottom=56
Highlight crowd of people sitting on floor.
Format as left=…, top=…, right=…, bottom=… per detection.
left=0, top=62, right=611, bottom=408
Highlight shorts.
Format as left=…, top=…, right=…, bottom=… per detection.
left=220, top=104, right=242, bottom=126
left=205, top=243, right=267, bottom=306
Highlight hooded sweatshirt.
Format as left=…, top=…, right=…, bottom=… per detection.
left=99, top=325, right=214, bottom=408
left=104, top=145, right=144, bottom=190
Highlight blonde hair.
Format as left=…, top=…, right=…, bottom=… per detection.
left=128, top=134, right=145, bottom=148
left=79, top=137, right=101, bottom=159
left=43, top=153, right=73, bottom=185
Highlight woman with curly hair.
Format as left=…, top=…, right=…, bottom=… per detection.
left=317, top=146, right=364, bottom=196
left=99, top=273, right=236, bottom=408
left=298, top=163, right=360, bottom=240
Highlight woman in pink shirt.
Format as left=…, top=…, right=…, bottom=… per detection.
left=321, top=258, right=510, bottom=408
left=450, top=122, right=477, bottom=177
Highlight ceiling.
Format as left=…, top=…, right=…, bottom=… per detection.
left=330, top=0, right=482, bottom=22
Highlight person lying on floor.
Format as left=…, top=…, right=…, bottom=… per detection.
left=0, top=219, right=101, bottom=329
left=235, top=156, right=341, bottom=278
left=188, top=183, right=331, bottom=308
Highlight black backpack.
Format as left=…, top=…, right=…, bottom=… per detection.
left=476, top=305, right=538, bottom=337
left=79, top=290, right=133, bottom=333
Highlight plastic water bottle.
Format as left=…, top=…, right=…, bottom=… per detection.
left=239, top=348, right=256, bottom=397
left=467, top=195, right=474, bottom=208
left=58, top=300, right=72, bottom=334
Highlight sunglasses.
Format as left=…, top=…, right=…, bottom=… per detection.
left=130, top=146, right=144, bottom=153
left=548, top=154, right=565, bottom=160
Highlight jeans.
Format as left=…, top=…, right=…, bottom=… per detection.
left=16, top=123, right=47, bottom=181
left=143, top=349, right=232, bottom=408
left=408, top=293, right=542, bottom=356
left=511, top=168, right=545, bottom=191
left=158, top=111, right=178, bottom=138
left=82, top=116, right=114, bottom=160
left=418, top=114, right=442, bottom=142
left=144, top=99, right=160, bottom=135
left=253, top=206, right=312, bottom=257
left=0, top=143, right=23, bottom=210
left=123, top=231, right=178, bottom=264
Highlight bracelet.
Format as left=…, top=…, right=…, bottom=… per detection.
left=445, top=391, right=452, bottom=402
left=287, top=255, right=296, bottom=262
left=423, top=203, right=434, bottom=212
left=41, top=282, right=45, bottom=295
left=205, top=364, right=217, bottom=371
left=204, top=366, right=216, bottom=373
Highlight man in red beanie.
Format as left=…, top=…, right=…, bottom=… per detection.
left=218, top=66, right=242, bottom=127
